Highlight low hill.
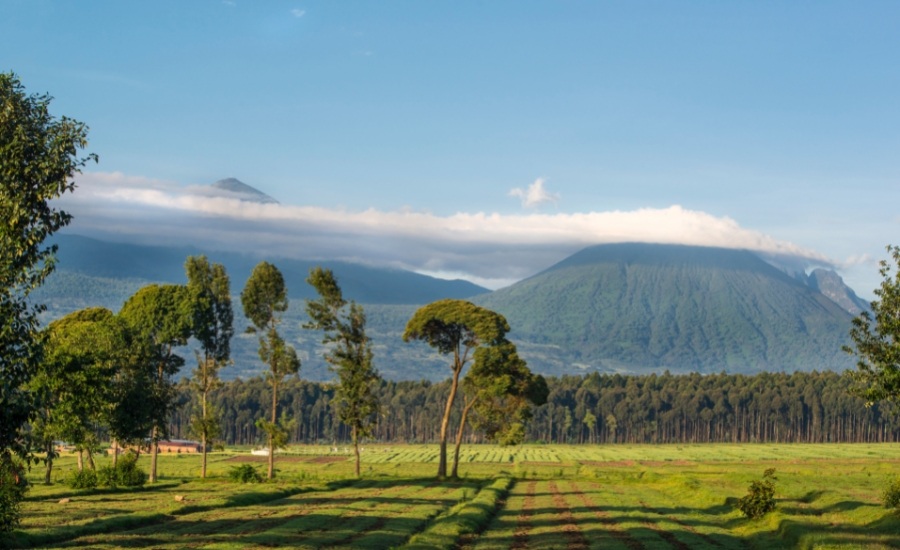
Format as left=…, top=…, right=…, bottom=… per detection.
left=475, top=243, right=858, bottom=375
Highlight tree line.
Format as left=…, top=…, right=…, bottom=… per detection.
left=164, top=369, right=900, bottom=447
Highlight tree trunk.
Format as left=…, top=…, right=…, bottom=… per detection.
left=201, top=386, right=209, bottom=479
left=44, top=440, right=53, bottom=484
left=353, top=425, right=361, bottom=478
left=77, top=448, right=84, bottom=472
left=268, top=379, right=278, bottom=480
left=451, top=397, right=476, bottom=479
left=150, top=425, right=159, bottom=483
left=437, top=364, right=462, bottom=479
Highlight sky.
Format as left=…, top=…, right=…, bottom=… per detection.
left=3, top=1, right=898, bottom=296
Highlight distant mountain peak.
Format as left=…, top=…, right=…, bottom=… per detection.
left=807, top=268, right=871, bottom=315
left=210, top=178, right=279, bottom=204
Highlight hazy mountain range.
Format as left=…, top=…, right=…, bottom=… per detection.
left=33, top=229, right=866, bottom=382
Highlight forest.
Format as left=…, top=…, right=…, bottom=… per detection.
left=166, top=369, right=900, bottom=447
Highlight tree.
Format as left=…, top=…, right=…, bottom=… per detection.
left=119, top=284, right=192, bottom=482
left=185, top=256, right=233, bottom=479
left=451, top=341, right=548, bottom=477
left=403, top=299, right=511, bottom=478
left=32, top=308, right=121, bottom=481
left=241, top=261, right=300, bottom=480
left=0, top=72, right=96, bottom=531
left=845, top=245, right=900, bottom=406
left=305, top=267, right=381, bottom=478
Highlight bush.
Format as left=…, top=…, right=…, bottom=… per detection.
left=228, top=464, right=264, bottom=483
left=737, top=468, right=777, bottom=519
left=882, top=477, right=900, bottom=509
left=66, top=468, right=98, bottom=490
left=0, top=458, right=28, bottom=533
left=97, top=453, right=147, bottom=488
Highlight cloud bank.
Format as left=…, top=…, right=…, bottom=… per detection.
left=58, top=172, right=832, bottom=289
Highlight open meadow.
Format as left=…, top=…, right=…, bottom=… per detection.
left=5, top=443, right=900, bottom=549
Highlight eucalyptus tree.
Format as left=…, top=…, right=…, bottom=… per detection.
left=119, top=284, right=192, bottom=482
left=305, top=267, right=381, bottom=478
left=845, top=245, right=900, bottom=407
left=403, top=299, right=511, bottom=478
left=1, top=72, right=96, bottom=531
left=185, top=256, right=233, bottom=478
left=241, top=261, right=300, bottom=480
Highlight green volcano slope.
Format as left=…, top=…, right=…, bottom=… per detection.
left=476, top=243, right=856, bottom=375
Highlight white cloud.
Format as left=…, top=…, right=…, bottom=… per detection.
left=291, top=8, right=306, bottom=18
left=509, top=178, right=559, bottom=208
left=60, top=171, right=834, bottom=288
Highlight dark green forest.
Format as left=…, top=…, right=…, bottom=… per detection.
left=167, top=369, right=900, bottom=446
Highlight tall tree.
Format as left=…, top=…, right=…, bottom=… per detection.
left=305, top=267, right=381, bottom=478
left=845, top=245, right=900, bottom=406
left=451, top=341, right=548, bottom=478
left=185, top=256, right=233, bottom=479
left=119, top=284, right=192, bottom=483
left=403, top=299, right=511, bottom=478
left=241, top=261, right=300, bottom=480
left=0, top=72, right=96, bottom=531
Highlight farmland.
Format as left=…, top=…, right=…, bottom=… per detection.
left=5, top=444, right=900, bottom=549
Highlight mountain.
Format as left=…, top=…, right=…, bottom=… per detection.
left=806, top=268, right=871, bottom=315
left=474, top=243, right=858, bottom=376
left=32, top=234, right=488, bottom=381
left=209, top=177, right=279, bottom=204
left=41, top=234, right=487, bottom=307
left=32, top=238, right=864, bottom=381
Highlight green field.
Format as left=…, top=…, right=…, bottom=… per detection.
left=5, top=444, right=900, bottom=549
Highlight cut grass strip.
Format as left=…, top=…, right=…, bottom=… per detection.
left=400, top=477, right=513, bottom=550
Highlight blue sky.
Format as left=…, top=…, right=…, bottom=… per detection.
left=3, top=1, right=898, bottom=296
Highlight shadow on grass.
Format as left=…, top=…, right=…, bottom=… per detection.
left=6, top=477, right=477, bottom=550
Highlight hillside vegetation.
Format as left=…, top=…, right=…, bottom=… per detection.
left=477, top=243, right=858, bottom=375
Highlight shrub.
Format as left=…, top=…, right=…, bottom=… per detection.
left=228, top=463, right=264, bottom=483
left=97, top=453, right=147, bottom=488
left=0, top=458, right=28, bottom=533
left=737, top=468, right=777, bottom=519
left=882, top=477, right=900, bottom=509
left=66, top=468, right=98, bottom=490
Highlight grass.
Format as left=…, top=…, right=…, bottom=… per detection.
left=6, top=443, right=900, bottom=549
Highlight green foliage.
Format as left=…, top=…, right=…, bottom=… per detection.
left=305, top=267, right=381, bottom=477
left=97, top=453, right=147, bottom=488
left=0, top=457, right=28, bottom=532
left=186, top=256, right=233, bottom=478
left=241, top=261, right=288, bottom=331
left=404, top=299, right=514, bottom=478
left=228, top=463, right=264, bottom=483
left=882, top=477, right=900, bottom=509
left=66, top=468, right=98, bottom=490
left=737, top=468, right=777, bottom=519
left=1, top=71, right=95, bottom=530
left=846, top=245, right=900, bottom=406
left=241, top=262, right=300, bottom=480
